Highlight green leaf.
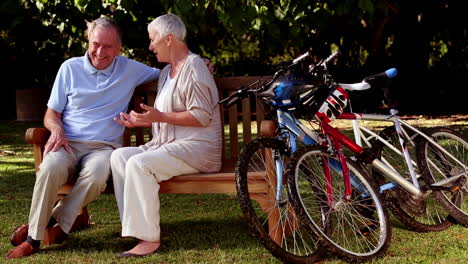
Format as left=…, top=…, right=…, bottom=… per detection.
left=358, top=0, right=374, bottom=14
left=74, top=0, right=89, bottom=9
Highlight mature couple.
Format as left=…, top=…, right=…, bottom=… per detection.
left=6, top=13, right=221, bottom=259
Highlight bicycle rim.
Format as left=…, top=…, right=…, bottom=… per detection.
left=287, top=146, right=391, bottom=262
left=371, top=126, right=454, bottom=231
left=417, top=127, right=468, bottom=226
left=236, top=137, right=323, bottom=264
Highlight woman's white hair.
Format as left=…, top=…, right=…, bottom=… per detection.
left=148, top=14, right=186, bottom=41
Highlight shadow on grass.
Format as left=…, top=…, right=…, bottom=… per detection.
left=0, top=160, right=35, bottom=167
left=41, top=218, right=255, bottom=255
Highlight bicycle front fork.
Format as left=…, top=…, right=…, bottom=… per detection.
left=323, top=139, right=354, bottom=206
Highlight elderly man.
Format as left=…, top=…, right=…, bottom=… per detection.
left=6, top=17, right=160, bottom=258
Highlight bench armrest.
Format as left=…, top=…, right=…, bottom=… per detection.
left=25, top=127, right=50, bottom=145
left=25, top=127, right=50, bottom=171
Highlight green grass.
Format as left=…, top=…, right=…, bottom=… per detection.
left=0, top=119, right=467, bottom=263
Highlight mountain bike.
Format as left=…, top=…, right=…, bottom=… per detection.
left=337, top=83, right=467, bottom=231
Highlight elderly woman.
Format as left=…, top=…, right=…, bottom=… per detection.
left=110, top=14, right=221, bottom=257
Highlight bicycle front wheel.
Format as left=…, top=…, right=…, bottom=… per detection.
left=236, top=137, right=323, bottom=264
left=287, top=146, right=391, bottom=263
left=416, top=127, right=468, bottom=226
left=371, top=125, right=454, bottom=232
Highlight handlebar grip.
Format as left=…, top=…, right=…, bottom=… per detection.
left=385, top=68, right=398, bottom=79
left=322, top=51, right=340, bottom=65
left=219, top=86, right=248, bottom=108
left=292, top=51, right=311, bottom=64
left=364, top=68, right=398, bottom=83
left=224, top=96, right=239, bottom=108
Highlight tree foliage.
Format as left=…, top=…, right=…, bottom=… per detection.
left=1, top=0, right=467, bottom=115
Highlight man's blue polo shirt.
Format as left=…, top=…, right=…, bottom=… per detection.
left=47, top=52, right=160, bottom=144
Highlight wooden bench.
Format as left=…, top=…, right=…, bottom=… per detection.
left=25, top=76, right=284, bottom=242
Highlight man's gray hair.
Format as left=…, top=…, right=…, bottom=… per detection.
left=85, top=17, right=122, bottom=44
left=148, top=14, right=186, bottom=41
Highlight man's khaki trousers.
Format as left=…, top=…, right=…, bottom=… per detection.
left=28, top=140, right=118, bottom=240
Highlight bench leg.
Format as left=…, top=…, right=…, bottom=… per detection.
left=284, top=204, right=299, bottom=237
left=268, top=205, right=283, bottom=244
left=70, top=207, right=91, bottom=232
left=252, top=197, right=283, bottom=245
left=55, top=194, right=91, bottom=232
left=254, top=200, right=300, bottom=245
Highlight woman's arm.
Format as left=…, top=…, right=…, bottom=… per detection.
left=129, top=104, right=202, bottom=127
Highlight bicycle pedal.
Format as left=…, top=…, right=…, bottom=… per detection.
left=428, top=185, right=451, bottom=191
left=429, top=176, right=466, bottom=193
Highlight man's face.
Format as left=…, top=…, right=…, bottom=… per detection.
left=88, top=25, right=121, bottom=70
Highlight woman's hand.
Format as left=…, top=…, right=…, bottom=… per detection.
left=129, top=104, right=163, bottom=123
left=114, top=112, right=152, bottom=128
left=129, top=103, right=202, bottom=127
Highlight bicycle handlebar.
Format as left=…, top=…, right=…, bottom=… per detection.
left=219, top=50, right=340, bottom=107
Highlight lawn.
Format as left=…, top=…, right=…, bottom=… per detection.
left=0, top=119, right=467, bottom=264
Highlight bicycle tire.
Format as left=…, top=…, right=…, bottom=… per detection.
left=416, top=127, right=468, bottom=226
left=287, top=145, right=391, bottom=262
left=236, top=137, right=324, bottom=264
left=371, top=126, right=454, bottom=232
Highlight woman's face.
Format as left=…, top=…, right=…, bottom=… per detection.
left=148, top=30, right=169, bottom=63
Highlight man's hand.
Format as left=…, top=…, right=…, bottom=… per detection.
left=44, top=127, right=71, bottom=156
left=202, top=58, right=215, bottom=74
left=43, top=107, right=71, bottom=156
left=114, top=112, right=152, bottom=128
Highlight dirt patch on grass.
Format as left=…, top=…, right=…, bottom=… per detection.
left=329, top=114, right=468, bottom=130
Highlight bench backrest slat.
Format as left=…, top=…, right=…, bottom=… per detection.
left=242, top=98, right=252, bottom=146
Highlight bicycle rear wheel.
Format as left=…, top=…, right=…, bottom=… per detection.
left=287, top=145, right=391, bottom=263
left=236, top=137, right=323, bottom=264
left=371, top=125, right=454, bottom=232
left=416, top=127, right=468, bottom=226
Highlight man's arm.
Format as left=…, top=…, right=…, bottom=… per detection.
left=43, top=107, right=71, bottom=156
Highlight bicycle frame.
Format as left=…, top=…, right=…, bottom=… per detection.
left=273, top=108, right=425, bottom=201
left=274, top=109, right=364, bottom=203
left=338, top=112, right=468, bottom=188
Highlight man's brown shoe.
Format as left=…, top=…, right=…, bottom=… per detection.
left=5, top=241, right=37, bottom=259
left=43, top=225, right=68, bottom=246
left=10, top=211, right=89, bottom=247
left=70, top=209, right=91, bottom=232
left=10, top=224, right=29, bottom=247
